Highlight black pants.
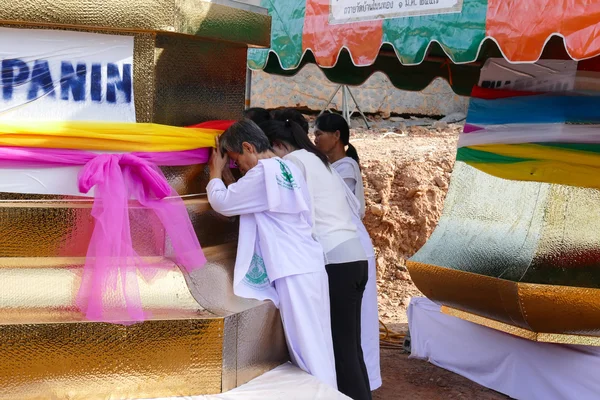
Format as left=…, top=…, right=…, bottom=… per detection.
left=326, top=260, right=372, bottom=400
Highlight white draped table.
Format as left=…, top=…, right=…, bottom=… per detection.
left=409, top=297, right=600, bottom=400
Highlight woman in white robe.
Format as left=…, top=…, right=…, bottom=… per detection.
left=261, top=119, right=372, bottom=400
left=314, top=113, right=382, bottom=391
left=207, top=120, right=337, bottom=389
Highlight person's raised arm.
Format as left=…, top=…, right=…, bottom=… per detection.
left=207, top=149, right=269, bottom=216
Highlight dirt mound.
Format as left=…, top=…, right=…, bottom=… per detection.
left=352, top=124, right=460, bottom=323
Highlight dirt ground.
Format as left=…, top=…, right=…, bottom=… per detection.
left=310, top=115, right=511, bottom=399
left=374, top=340, right=508, bottom=400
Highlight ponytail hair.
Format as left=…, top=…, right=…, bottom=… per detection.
left=346, top=143, right=360, bottom=165
left=260, top=119, right=330, bottom=168
left=315, top=113, right=360, bottom=165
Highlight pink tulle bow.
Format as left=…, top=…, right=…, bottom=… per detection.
left=0, top=146, right=213, bottom=324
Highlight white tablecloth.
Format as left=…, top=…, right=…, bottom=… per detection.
left=409, top=297, right=600, bottom=400
left=143, top=362, right=350, bottom=400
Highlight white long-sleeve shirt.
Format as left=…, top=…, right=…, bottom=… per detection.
left=207, top=158, right=325, bottom=305
left=332, top=157, right=366, bottom=218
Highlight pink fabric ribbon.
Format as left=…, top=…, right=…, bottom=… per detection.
left=0, top=147, right=215, bottom=323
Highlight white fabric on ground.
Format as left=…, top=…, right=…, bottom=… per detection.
left=143, top=362, right=350, bottom=400
left=409, top=297, right=600, bottom=400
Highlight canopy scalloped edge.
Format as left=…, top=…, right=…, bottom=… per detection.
left=249, top=33, right=600, bottom=72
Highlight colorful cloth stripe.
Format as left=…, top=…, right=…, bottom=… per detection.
left=459, top=124, right=600, bottom=147
left=0, top=121, right=223, bottom=152
left=459, top=87, right=600, bottom=188
left=467, top=95, right=600, bottom=125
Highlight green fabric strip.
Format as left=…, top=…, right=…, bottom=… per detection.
left=381, top=0, right=488, bottom=65
left=535, top=142, right=600, bottom=155
left=456, top=147, right=534, bottom=164
left=247, top=0, right=306, bottom=70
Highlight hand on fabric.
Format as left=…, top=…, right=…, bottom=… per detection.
left=209, top=136, right=228, bottom=180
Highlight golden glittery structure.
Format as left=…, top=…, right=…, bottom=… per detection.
left=408, top=161, right=600, bottom=345
left=0, top=2, right=287, bottom=399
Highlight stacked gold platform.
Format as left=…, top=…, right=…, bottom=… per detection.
left=0, top=2, right=289, bottom=399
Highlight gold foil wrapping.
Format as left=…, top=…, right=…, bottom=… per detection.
left=153, top=35, right=248, bottom=125
left=409, top=161, right=600, bottom=344
left=0, top=316, right=225, bottom=400
left=0, top=192, right=285, bottom=398
left=0, top=0, right=270, bottom=47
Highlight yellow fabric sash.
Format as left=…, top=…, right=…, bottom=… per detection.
left=0, top=121, right=221, bottom=151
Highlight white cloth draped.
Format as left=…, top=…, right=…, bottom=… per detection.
left=409, top=297, right=600, bottom=400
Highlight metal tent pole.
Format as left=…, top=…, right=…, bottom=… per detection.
left=244, top=68, right=252, bottom=110
left=346, top=85, right=370, bottom=128
left=319, top=85, right=342, bottom=117
left=319, top=85, right=370, bottom=129
left=341, top=85, right=348, bottom=122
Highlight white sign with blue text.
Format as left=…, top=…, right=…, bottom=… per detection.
left=0, top=28, right=135, bottom=122
left=329, top=0, right=463, bottom=24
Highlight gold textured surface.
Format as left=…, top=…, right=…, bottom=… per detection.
left=186, top=243, right=258, bottom=316
left=441, top=306, right=536, bottom=341
left=0, top=262, right=202, bottom=315
left=410, top=161, right=600, bottom=340
left=407, top=261, right=530, bottom=329
left=518, top=283, right=600, bottom=336
left=410, top=162, right=549, bottom=281
left=133, top=32, right=157, bottom=122
left=0, top=0, right=270, bottom=47
left=0, top=316, right=224, bottom=400
left=442, top=306, right=600, bottom=346
left=525, top=184, right=600, bottom=289
left=409, top=262, right=600, bottom=344
left=222, top=314, right=238, bottom=392
left=235, top=302, right=288, bottom=386
left=0, top=194, right=236, bottom=258
left=154, top=35, right=248, bottom=125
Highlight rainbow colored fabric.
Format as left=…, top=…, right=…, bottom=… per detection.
left=457, top=87, right=600, bottom=189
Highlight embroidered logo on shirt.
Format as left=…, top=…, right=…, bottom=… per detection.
left=276, top=159, right=298, bottom=190
left=244, top=254, right=270, bottom=289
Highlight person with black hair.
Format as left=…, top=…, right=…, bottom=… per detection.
left=207, top=120, right=337, bottom=389
left=271, top=108, right=310, bottom=133
left=314, top=113, right=381, bottom=391
left=243, top=107, right=271, bottom=126
left=260, top=119, right=372, bottom=400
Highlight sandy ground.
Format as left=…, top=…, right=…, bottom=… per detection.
left=374, top=342, right=508, bottom=400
